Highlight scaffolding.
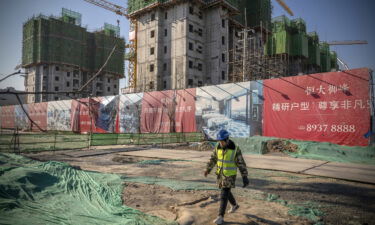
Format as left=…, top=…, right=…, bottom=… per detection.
left=228, top=27, right=289, bottom=82
left=228, top=15, right=339, bottom=82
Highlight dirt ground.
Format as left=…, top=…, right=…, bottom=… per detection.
left=24, top=148, right=375, bottom=225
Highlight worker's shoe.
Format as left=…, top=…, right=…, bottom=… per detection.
left=228, top=204, right=239, bottom=213
left=213, top=215, right=224, bottom=224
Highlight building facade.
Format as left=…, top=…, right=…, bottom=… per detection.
left=127, top=0, right=338, bottom=92
left=129, top=0, right=245, bottom=92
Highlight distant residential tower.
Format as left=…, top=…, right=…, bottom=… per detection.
left=22, top=8, right=125, bottom=103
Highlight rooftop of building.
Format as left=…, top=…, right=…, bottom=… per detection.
left=127, top=0, right=240, bottom=17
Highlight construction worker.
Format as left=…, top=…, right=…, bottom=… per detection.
left=204, top=129, right=249, bottom=225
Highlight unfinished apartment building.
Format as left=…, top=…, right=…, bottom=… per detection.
left=128, top=0, right=249, bottom=92
left=22, top=8, right=125, bottom=103
left=128, top=0, right=337, bottom=92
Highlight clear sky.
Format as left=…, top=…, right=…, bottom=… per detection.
left=0, top=0, right=374, bottom=92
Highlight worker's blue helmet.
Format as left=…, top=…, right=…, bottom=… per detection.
left=217, top=129, right=230, bottom=141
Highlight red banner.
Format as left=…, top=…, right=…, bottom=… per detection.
left=140, top=89, right=196, bottom=133
left=1, top=105, right=15, bottom=129
left=71, top=98, right=99, bottom=133
left=175, top=88, right=197, bottom=132
left=263, top=68, right=371, bottom=146
left=28, top=102, right=48, bottom=131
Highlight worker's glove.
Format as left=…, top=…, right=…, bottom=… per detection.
left=242, top=176, right=249, bottom=188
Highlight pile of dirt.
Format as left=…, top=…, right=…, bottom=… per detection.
left=161, top=142, right=214, bottom=151
left=264, top=139, right=299, bottom=153
left=112, top=155, right=153, bottom=163
left=197, top=141, right=215, bottom=151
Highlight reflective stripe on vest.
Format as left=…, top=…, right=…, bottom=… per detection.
left=216, top=144, right=238, bottom=176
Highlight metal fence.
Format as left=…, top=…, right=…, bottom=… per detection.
left=0, top=131, right=204, bottom=153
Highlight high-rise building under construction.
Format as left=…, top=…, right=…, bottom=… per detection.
left=126, top=0, right=337, bottom=92
left=127, top=0, right=271, bottom=91
left=22, top=8, right=125, bottom=103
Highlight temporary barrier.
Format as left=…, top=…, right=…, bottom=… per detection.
left=140, top=89, right=196, bottom=133
left=47, top=100, right=72, bottom=131
left=0, top=69, right=373, bottom=147
left=0, top=105, right=15, bottom=129
left=90, top=132, right=203, bottom=146
left=0, top=132, right=203, bottom=153
left=263, top=68, right=371, bottom=146
left=0, top=132, right=90, bottom=152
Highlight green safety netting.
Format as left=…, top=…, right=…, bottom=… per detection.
left=0, top=153, right=177, bottom=225
left=307, top=32, right=320, bottom=66
left=287, top=139, right=375, bottom=165
left=0, top=132, right=203, bottom=153
left=0, top=133, right=90, bottom=152
left=22, top=14, right=124, bottom=75
left=320, top=42, right=331, bottom=72
left=265, top=193, right=324, bottom=224
left=233, top=136, right=375, bottom=165
left=91, top=132, right=203, bottom=146
left=232, top=136, right=274, bottom=154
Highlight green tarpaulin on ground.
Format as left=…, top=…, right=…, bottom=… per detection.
left=0, top=153, right=177, bottom=225
left=234, top=136, right=375, bottom=165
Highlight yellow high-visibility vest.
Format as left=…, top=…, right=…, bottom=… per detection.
left=216, top=144, right=238, bottom=176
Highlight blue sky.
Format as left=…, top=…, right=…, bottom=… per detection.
left=0, top=0, right=374, bottom=91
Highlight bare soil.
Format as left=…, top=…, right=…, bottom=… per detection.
left=25, top=148, right=375, bottom=225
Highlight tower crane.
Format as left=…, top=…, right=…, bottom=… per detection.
left=275, top=0, right=294, bottom=16
left=325, top=40, right=368, bottom=70
left=273, top=0, right=368, bottom=71
left=83, top=0, right=138, bottom=92
left=326, top=40, right=368, bottom=45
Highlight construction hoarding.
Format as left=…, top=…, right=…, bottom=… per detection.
left=119, top=93, right=143, bottom=133
left=140, top=89, right=196, bottom=133
left=28, top=102, right=48, bottom=131
left=175, top=89, right=197, bottom=133
left=195, top=82, right=262, bottom=140
left=95, top=96, right=119, bottom=133
left=15, top=105, right=29, bottom=130
left=71, top=98, right=100, bottom=133
left=1, top=69, right=373, bottom=147
left=47, top=100, right=72, bottom=131
left=1, top=105, right=15, bottom=129
left=263, top=68, right=371, bottom=146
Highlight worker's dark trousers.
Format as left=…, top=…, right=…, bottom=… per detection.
left=219, top=188, right=237, bottom=216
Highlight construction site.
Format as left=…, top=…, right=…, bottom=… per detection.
left=0, top=0, right=375, bottom=225
left=124, top=0, right=341, bottom=92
